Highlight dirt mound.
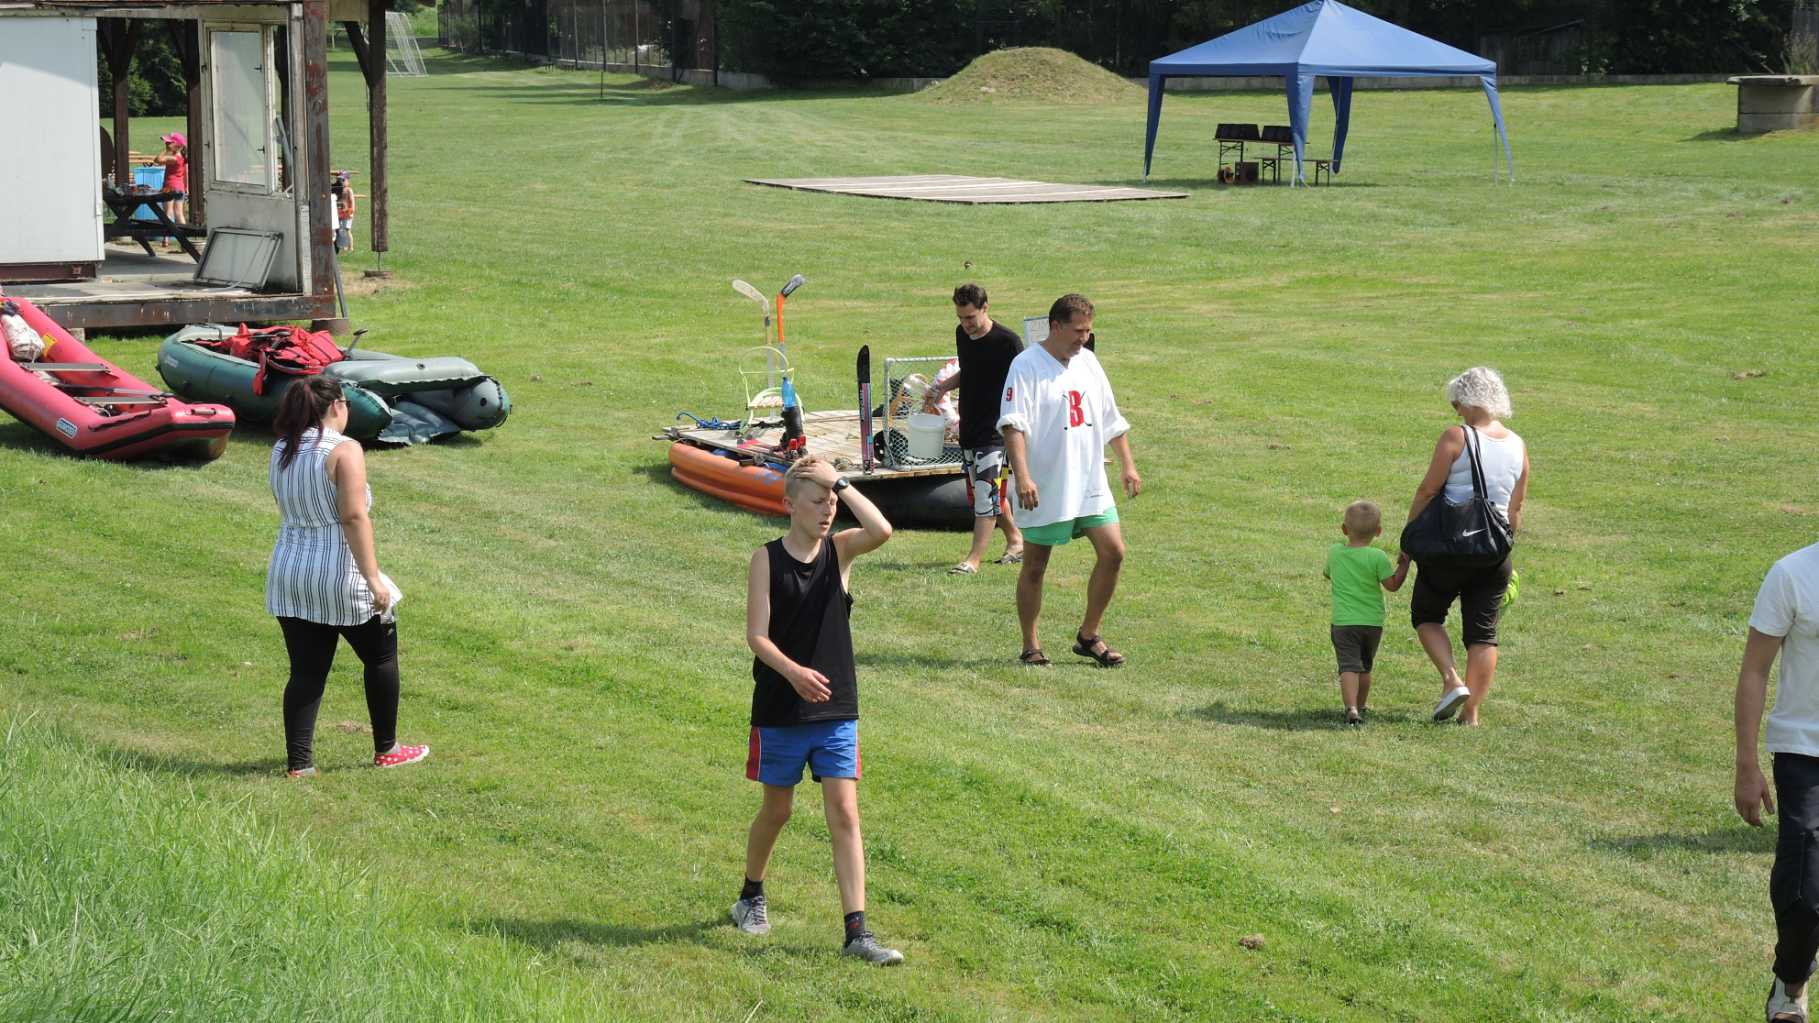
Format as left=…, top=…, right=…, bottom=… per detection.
left=917, top=47, right=1141, bottom=105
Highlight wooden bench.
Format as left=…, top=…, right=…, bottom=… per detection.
left=1309, top=158, right=1333, bottom=185
left=23, top=362, right=112, bottom=373
left=74, top=395, right=164, bottom=407
left=1214, top=122, right=1260, bottom=171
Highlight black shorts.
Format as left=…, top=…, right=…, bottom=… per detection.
left=1330, top=625, right=1382, bottom=674
left=1409, top=556, right=1512, bottom=647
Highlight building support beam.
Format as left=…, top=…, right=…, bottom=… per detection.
left=166, top=19, right=204, bottom=226
left=302, top=0, right=342, bottom=326
left=365, top=0, right=389, bottom=257
left=98, top=19, right=140, bottom=189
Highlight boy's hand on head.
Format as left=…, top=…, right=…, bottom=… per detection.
left=793, top=457, right=840, bottom=490
left=788, top=665, right=833, bottom=703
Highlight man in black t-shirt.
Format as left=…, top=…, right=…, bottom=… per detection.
left=929, top=282, right=1025, bottom=575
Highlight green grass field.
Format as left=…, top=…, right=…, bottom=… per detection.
left=8, top=52, right=1819, bottom=1020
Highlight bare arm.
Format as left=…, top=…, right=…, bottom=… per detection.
left=1506, top=446, right=1531, bottom=533
left=1003, top=427, right=1037, bottom=510
left=746, top=548, right=831, bottom=703
left=1406, top=426, right=1465, bottom=523
left=1383, top=552, right=1411, bottom=592
left=1110, top=433, right=1140, bottom=498
left=329, top=442, right=390, bottom=611
left=831, top=480, right=893, bottom=572
left=1735, top=628, right=1785, bottom=826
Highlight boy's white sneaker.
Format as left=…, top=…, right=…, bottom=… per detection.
left=1432, top=686, right=1470, bottom=722
left=1767, top=976, right=1809, bottom=1022
left=842, top=931, right=904, bottom=966
left=730, top=895, right=769, bottom=935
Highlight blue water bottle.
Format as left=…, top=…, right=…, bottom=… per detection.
left=780, top=375, right=804, bottom=447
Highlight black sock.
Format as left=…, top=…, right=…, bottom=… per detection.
left=740, top=877, right=763, bottom=901
left=844, top=910, right=866, bottom=941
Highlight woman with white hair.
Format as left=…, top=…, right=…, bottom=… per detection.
left=1403, top=367, right=1529, bottom=727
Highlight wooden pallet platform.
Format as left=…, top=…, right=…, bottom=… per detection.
left=746, top=174, right=1188, bottom=205
left=663, top=409, right=961, bottom=480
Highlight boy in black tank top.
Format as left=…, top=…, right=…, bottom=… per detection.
left=733, top=456, right=904, bottom=965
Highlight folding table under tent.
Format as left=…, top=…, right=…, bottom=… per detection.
left=1142, top=0, right=1513, bottom=184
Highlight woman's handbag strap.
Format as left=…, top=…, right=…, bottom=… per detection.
left=1462, top=424, right=1490, bottom=502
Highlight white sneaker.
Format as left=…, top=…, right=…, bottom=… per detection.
left=730, top=895, right=769, bottom=935
left=842, top=931, right=904, bottom=966
left=1432, top=686, right=1470, bottom=722
left=1767, top=976, right=1809, bottom=1022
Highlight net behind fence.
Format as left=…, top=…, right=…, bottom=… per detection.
left=880, top=355, right=962, bottom=470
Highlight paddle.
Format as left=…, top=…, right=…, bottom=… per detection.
left=857, top=345, right=873, bottom=473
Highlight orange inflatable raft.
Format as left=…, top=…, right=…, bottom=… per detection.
left=667, top=441, right=972, bottom=529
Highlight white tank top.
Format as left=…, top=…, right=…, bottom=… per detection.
left=1443, top=428, right=1524, bottom=515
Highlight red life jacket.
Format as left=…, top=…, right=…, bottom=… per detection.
left=199, top=325, right=344, bottom=395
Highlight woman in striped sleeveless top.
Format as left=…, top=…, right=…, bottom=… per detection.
left=269, top=377, right=428, bottom=776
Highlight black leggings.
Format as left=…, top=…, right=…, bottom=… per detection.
left=278, top=615, right=400, bottom=772
left=1774, top=753, right=1819, bottom=984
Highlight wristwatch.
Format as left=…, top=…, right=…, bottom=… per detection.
left=832, top=477, right=851, bottom=493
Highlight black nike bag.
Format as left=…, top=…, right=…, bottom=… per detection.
left=1399, top=425, right=1513, bottom=567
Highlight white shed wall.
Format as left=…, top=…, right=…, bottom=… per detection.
left=0, top=17, right=104, bottom=266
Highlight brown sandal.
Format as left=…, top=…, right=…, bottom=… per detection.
left=1072, top=633, right=1125, bottom=667
left=1019, top=648, right=1051, bottom=667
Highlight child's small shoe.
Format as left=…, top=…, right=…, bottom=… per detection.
left=374, top=743, right=429, bottom=768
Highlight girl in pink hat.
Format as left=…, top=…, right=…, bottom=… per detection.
left=148, top=132, right=189, bottom=251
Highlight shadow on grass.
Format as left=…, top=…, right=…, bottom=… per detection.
left=0, top=420, right=227, bottom=472
left=1114, top=176, right=1383, bottom=190
left=474, top=916, right=723, bottom=950
left=1188, top=700, right=1421, bottom=730
left=855, top=649, right=986, bottom=672
left=1589, top=827, right=1775, bottom=855
left=105, top=745, right=279, bottom=778
left=1684, top=128, right=1753, bottom=143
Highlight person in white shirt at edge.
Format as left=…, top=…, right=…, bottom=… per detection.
left=997, top=293, right=1141, bottom=668
left=1402, top=367, right=1528, bottom=727
left=1736, top=542, right=1819, bottom=1022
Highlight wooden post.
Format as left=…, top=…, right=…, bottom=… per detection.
left=344, top=21, right=371, bottom=81
left=367, top=0, right=389, bottom=259
left=100, top=19, right=139, bottom=189
left=301, top=0, right=341, bottom=326
left=167, top=20, right=206, bottom=226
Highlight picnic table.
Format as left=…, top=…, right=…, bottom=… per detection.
left=102, top=188, right=203, bottom=261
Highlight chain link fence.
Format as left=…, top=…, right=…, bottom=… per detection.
left=439, top=0, right=690, bottom=70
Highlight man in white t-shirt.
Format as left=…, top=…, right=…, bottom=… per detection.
left=997, top=293, right=1140, bottom=668
left=1736, top=541, right=1819, bottom=1022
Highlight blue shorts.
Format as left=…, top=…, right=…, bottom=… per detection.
left=746, top=719, right=860, bottom=787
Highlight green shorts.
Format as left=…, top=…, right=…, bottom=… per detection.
left=1022, top=508, right=1119, bottom=547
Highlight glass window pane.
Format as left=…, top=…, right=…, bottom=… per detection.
left=210, top=30, right=269, bottom=187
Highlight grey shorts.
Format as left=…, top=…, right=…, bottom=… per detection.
left=961, top=445, right=1007, bottom=518
left=1330, top=625, right=1383, bottom=674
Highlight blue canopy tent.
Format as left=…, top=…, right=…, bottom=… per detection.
left=1142, top=0, right=1513, bottom=184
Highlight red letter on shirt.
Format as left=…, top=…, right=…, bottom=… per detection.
left=1066, top=390, right=1085, bottom=427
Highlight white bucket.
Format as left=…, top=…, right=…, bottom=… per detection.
left=906, top=413, right=946, bottom=460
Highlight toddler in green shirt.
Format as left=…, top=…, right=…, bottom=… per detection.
left=1323, top=500, right=1410, bottom=726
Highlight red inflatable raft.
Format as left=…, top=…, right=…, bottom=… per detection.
left=0, top=297, right=233, bottom=461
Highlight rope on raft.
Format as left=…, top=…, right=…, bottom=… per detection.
left=676, top=411, right=743, bottom=431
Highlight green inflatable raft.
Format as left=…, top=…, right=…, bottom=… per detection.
left=157, top=326, right=510, bottom=445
